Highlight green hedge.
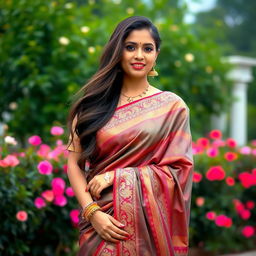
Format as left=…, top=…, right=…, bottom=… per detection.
left=0, top=0, right=231, bottom=142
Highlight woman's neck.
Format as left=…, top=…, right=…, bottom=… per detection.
left=121, top=76, right=150, bottom=96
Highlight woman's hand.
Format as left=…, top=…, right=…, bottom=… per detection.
left=86, top=171, right=114, bottom=199
left=90, top=211, right=130, bottom=243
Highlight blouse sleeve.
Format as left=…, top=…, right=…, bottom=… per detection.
left=66, top=115, right=82, bottom=153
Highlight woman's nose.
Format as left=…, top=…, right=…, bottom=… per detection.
left=135, top=48, right=144, bottom=59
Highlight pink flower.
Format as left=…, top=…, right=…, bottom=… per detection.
left=233, top=199, right=244, bottom=213
left=225, top=176, right=235, bottom=186
left=56, top=139, right=63, bottom=146
left=37, top=144, right=51, bottom=158
left=0, top=155, right=20, bottom=167
left=193, top=171, right=202, bottom=183
left=51, top=177, right=66, bottom=196
left=196, top=197, right=205, bottom=206
left=41, top=190, right=54, bottom=202
left=66, top=187, right=75, bottom=197
left=241, top=226, right=255, bottom=238
left=209, top=130, right=222, bottom=140
left=48, top=147, right=63, bottom=161
left=224, top=152, right=238, bottom=161
left=239, top=209, right=251, bottom=220
left=0, top=159, right=8, bottom=167
left=192, top=145, right=204, bottom=155
left=240, top=146, right=251, bottom=155
left=206, top=166, right=226, bottom=181
left=51, top=126, right=64, bottom=136
left=206, top=147, right=219, bottom=157
left=70, top=209, right=80, bottom=223
left=63, top=164, right=68, bottom=174
left=212, top=139, right=225, bottom=147
left=54, top=195, right=67, bottom=207
left=252, top=149, right=256, bottom=156
left=19, top=152, right=26, bottom=157
left=238, top=172, right=256, bottom=188
left=215, top=214, right=232, bottom=228
left=34, top=197, right=46, bottom=209
left=197, top=138, right=210, bottom=148
left=245, top=201, right=255, bottom=210
left=28, top=135, right=42, bottom=146
left=16, top=210, right=28, bottom=222
left=206, top=211, right=216, bottom=220
left=226, top=138, right=237, bottom=148
left=37, top=160, right=53, bottom=175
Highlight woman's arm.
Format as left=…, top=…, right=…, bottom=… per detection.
left=66, top=115, right=129, bottom=243
left=67, top=151, right=93, bottom=208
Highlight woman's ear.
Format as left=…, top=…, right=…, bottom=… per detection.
left=156, top=49, right=160, bottom=58
left=155, top=50, right=160, bottom=61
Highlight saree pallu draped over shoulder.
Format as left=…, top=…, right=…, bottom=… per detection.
left=77, top=91, right=194, bottom=256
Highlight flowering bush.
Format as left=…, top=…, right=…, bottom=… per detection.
left=0, top=127, right=79, bottom=256
left=1, top=126, right=255, bottom=255
left=190, top=129, right=256, bottom=254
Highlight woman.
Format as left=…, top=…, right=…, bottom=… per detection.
left=66, top=16, right=194, bottom=256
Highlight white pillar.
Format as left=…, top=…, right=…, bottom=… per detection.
left=224, top=56, right=256, bottom=146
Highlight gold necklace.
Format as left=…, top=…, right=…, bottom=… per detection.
left=121, top=84, right=150, bottom=103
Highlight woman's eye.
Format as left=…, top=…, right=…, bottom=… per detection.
left=145, top=47, right=153, bottom=52
left=126, top=45, right=135, bottom=51
left=125, top=45, right=153, bottom=52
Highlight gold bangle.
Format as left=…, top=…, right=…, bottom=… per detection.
left=81, top=202, right=98, bottom=219
left=86, top=207, right=101, bottom=222
left=83, top=204, right=101, bottom=220
left=85, top=205, right=100, bottom=217
left=82, top=202, right=95, bottom=213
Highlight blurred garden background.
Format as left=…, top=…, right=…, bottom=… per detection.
left=0, top=0, right=255, bottom=255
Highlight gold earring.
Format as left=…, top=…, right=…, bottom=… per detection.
left=148, top=63, right=158, bottom=77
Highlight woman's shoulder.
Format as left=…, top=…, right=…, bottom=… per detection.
left=162, top=91, right=189, bottom=110
left=149, top=86, right=189, bottom=109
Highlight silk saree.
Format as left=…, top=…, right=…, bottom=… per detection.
left=67, top=91, right=194, bottom=256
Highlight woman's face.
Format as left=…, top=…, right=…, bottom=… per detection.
left=120, top=29, right=159, bottom=79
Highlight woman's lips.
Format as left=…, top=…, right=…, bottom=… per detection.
left=131, top=64, right=145, bottom=70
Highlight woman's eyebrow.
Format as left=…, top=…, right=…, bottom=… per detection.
left=125, top=41, right=154, bottom=46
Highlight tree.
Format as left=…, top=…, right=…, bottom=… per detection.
left=195, top=0, right=256, bottom=56
left=0, top=0, right=231, bottom=144
left=195, top=0, right=256, bottom=141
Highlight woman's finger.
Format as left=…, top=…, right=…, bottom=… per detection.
left=89, top=183, right=97, bottom=192
left=110, top=224, right=130, bottom=237
left=108, top=215, right=127, bottom=229
left=108, top=229, right=128, bottom=241
left=90, top=184, right=100, bottom=197
left=95, top=187, right=103, bottom=198
left=104, top=232, right=121, bottom=243
left=87, top=180, right=93, bottom=191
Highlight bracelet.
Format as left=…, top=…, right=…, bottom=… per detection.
left=81, top=201, right=95, bottom=218
left=82, top=202, right=102, bottom=221
left=86, top=206, right=101, bottom=222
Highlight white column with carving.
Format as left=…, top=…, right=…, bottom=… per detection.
left=225, top=56, right=256, bottom=146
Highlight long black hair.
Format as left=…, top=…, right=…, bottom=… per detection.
left=67, top=16, right=161, bottom=170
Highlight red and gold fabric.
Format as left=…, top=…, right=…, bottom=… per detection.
left=67, top=91, right=194, bottom=256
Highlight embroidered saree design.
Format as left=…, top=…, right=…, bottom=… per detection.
left=67, top=91, right=194, bottom=256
